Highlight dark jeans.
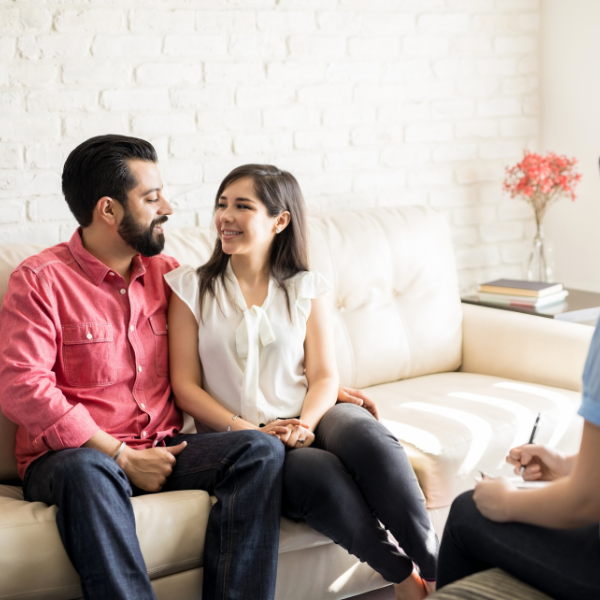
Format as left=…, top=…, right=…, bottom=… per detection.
left=438, top=491, right=600, bottom=600
left=23, top=430, right=285, bottom=600
left=282, top=403, right=438, bottom=583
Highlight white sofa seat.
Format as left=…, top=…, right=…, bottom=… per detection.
left=369, top=372, right=583, bottom=512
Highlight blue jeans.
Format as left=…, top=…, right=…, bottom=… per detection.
left=23, top=430, right=285, bottom=600
left=282, top=403, right=438, bottom=583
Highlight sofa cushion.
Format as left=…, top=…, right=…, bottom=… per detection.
left=0, top=482, right=338, bottom=600
left=0, top=486, right=211, bottom=600
left=367, top=372, right=583, bottom=509
left=308, top=207, right=463, bottom=389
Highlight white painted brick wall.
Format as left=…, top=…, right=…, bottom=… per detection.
left=0, top=0, right=542, bottom=293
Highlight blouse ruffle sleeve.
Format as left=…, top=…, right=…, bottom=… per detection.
left=295, top=270, right=331, bottom=321
left=164, top=265, right=201, bottom=324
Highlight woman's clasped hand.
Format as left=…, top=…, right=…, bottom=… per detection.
left=261, top=418, right=315, bottom=449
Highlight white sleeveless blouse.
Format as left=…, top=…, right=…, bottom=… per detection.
left=164, top=262, right=330, bottom=426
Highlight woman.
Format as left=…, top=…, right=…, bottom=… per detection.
left=166, top=164, right=437, bottom=599
left=437, top=322, right=600, bottom=600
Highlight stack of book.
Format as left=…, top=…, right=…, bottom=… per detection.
left=477, top=279, right=569, bottom=309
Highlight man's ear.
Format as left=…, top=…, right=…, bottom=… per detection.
left=94, top=196, right=120, bottom=226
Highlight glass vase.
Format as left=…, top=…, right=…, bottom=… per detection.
left=525, top=223, right=554, bottom=282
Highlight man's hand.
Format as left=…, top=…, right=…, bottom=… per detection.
left=506, top=444, right=571, bottom=481
left=337, top=386, right=380, bottom=421
left=116, top=442, right=187, bottom=492
left=473, top=476, right=515, bottom=522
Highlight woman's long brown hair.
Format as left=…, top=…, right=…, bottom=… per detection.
left=197, top=164, right=309, bottom=320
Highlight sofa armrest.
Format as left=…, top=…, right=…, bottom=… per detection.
left=460, top=303, right=594, bottom=392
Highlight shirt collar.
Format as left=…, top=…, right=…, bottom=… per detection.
left=68, top=228, right=149, bottom=286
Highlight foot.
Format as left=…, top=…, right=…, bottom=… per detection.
left=393, top=570, right=432, bottom=600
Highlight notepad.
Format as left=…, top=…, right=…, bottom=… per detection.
left=474, top=475, right=552, bottom=489
left=509, top=477, right=551, bottom=489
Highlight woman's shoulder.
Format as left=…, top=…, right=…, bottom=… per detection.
left=164, top=264, right=200, bottom=306
left=289, top=269, right=331, bottom=299
left=164, top=263, right=198, bottom=283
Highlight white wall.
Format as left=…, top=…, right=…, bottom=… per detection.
left=542, top=0, right=600, bottom=292
left=0, top=1, right=542, bottom=293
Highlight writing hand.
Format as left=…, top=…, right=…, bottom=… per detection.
left=506, top=444, right=570, bottom=481
left=116, top=441, right=187, bottom=492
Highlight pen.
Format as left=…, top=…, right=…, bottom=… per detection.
left=520, top=412, right=541, bottom=476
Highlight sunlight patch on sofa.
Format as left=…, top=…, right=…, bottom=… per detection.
left=327, top=561, right=361, bottom=593
left=493, top=382, right=573, bottom=446
left=381, top=420, right=442, bottom=455
left=403, top=403, right=493, bottom=475
left=448, top=392, right=533, bottom=449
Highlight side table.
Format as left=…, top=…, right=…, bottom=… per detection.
left=461, top=288, right=600, bottom=326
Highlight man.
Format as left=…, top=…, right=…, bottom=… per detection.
left=0, top=134, right=378, bottom=600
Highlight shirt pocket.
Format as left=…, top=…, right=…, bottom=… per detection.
left=149, top=315, right=169, bottom=377
left=62, top=323, right=117, bottom=387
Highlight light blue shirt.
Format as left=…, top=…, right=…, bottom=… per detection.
left=580, top=322, right=600, bottom=427
left=579, top=322, right=600, bottom=538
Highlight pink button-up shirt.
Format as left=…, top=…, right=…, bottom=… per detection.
left=0, top=230, right=183, bottom=479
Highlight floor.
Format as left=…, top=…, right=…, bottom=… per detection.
left=351, top=586, right=396, bottom=600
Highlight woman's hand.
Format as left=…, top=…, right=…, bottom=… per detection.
left=286, top=424, right=315, bottom=449
left=261, top=418, right=307, bottom=442
left=506, top=444, right=571, bottom=481
left=473, top=477, right=515, bottom=522
left=337, top=386, right=380, bottom=421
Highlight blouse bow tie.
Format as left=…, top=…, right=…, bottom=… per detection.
left=235, top=304, right=276, bottom=425
left=235, top=305, right=275, bottom=359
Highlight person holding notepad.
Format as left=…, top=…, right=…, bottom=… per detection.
left=435, top=323, right=600, bottom=600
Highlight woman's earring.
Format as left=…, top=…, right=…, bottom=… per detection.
left=276, top=227, right=281, bottom=234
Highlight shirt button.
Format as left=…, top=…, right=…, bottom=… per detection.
left=138, top=365, right=143, bottom=372
left=109, top=272, right=115, bottom=276
left=141, top=403, right=146, bottom=409
left=86, top=332, right=92, bottom=340
left=120, top=289, right=126, bottom=295
left=129, top=325, right=135, bottom=332
left=142, top=431, right=147, bottom=438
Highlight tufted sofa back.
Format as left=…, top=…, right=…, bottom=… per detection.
left=0, top=206, right=462, bottom=481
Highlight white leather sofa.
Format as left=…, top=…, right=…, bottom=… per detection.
left=0, top=206, right=593, bottom=600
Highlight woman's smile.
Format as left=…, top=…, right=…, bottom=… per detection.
left=221, top=229, right=243, bottom=241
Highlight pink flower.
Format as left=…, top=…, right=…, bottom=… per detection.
left=503, top=151, right=582, bottom=219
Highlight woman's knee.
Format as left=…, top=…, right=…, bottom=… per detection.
left=320, top=403, right=400, bottom=461
left=283, top=448, right=344, bottom=499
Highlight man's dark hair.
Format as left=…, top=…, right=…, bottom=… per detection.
left=62, top=134, right=158, bottom=227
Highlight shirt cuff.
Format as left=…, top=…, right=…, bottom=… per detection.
left=578, top=395, right=600, bottom=428
left=33, top=403, right=100, bottom=451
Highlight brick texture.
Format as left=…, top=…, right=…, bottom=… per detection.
left=0, top=1, right=541, bottom=292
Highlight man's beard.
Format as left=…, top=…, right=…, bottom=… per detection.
left=117, top=209, right=167, bottom=257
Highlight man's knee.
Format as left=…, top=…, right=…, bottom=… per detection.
left=236, top=429, right=286, bottom=463
left=54, top=448, right=129, bottom=492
